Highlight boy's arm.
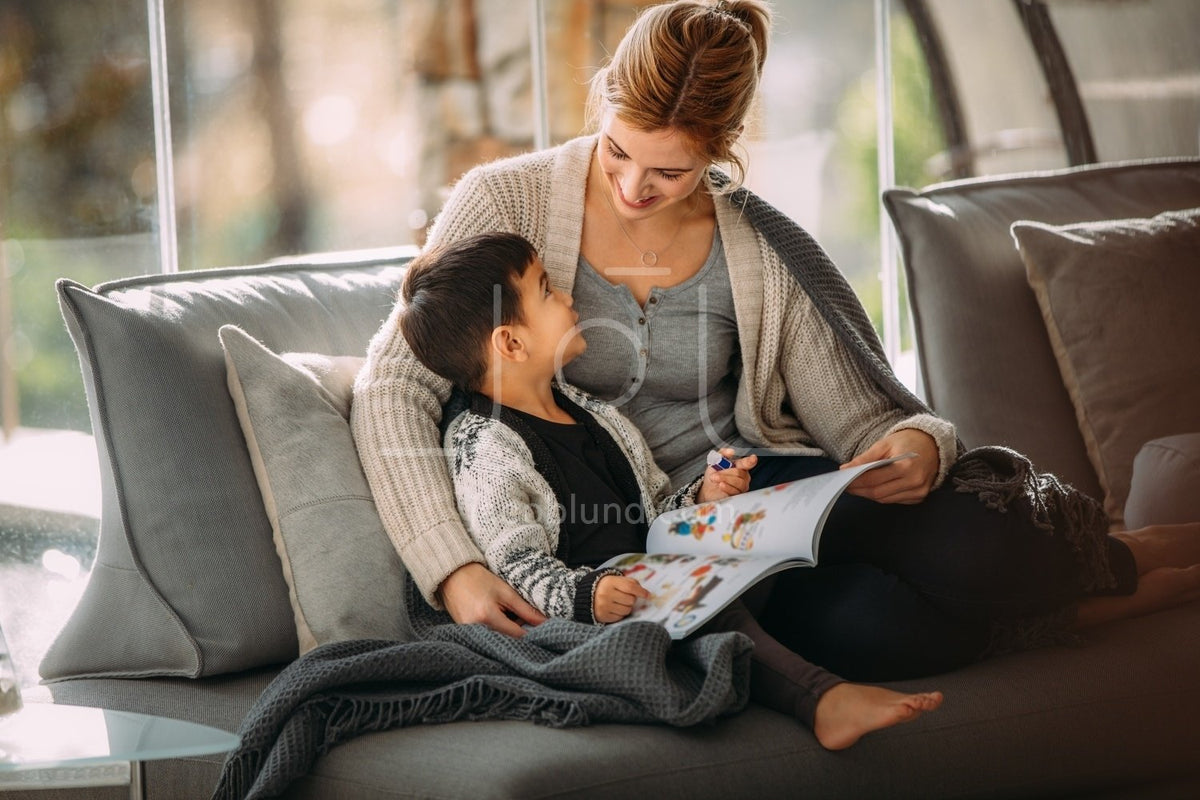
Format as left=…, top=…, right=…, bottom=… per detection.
left=450, top=418, right=616, bottom=624
left=492, top=547, right=620, bottom=625
left=657, top=476, right=705, bottom=514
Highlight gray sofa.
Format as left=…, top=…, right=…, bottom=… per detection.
left=31, top=158, right=1200, bottom=799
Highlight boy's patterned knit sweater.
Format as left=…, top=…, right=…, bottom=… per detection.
left=432, top=383, right=703, bottom=628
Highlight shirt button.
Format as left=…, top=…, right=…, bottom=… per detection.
left=639, top=348, right=648, bottom=357
left=638, top=317, right=646, bottom=325
left=648, top=296, right=658, bottom=304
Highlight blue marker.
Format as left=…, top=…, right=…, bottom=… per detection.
left=706, top=450, right=734, bottom=471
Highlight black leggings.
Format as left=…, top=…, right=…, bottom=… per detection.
left=748, top=454, right=1138, bottom=683
left=700, top=599, right=844, bottom=728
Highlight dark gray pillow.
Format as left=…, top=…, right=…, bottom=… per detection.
left=884, top=158, right=1200, bottom=497
left=41, top=255, right=410, bottom=680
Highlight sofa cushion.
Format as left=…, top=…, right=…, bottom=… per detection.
left=883, top=158, right=1200, bottom=498
left=1013, top=209, right=1200, bottom=525
left=42, top=252, right=411, bottom=680
left=1125, top=434, right=1200, bottom=529
left=46, top=599, right=1200, bottom=799
left=220, top=325, right=411, bottom=654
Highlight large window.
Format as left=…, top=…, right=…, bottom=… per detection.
left=2, top=0, right=1198, bottom=692
left=1, top=0, right=155, bottom=695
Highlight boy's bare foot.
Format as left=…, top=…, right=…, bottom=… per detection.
left=1076, top=564, right=1200, bottom=628
left=812, top=684, right=943, bottom=751
left=1113, top=523, right=1200, bottom=574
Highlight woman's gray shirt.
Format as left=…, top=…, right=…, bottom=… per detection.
left=563, top=231, right=756, bottom=488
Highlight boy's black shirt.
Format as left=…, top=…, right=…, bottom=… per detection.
left=508, top=408, right=648, bottom=567
left=468, top=389, right=648, bottom=569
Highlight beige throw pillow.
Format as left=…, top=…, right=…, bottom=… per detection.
left=221, top=325, right=411, bottom=653
left=1013, top=209, right=1200, bottom=525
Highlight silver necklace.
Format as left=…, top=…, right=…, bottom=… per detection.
left=600, top=181, right=696, bottom=268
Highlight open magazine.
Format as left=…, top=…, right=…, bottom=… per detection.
left=597, top=453, right=916, bottom=639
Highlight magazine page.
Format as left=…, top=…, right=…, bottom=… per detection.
left=646, top=453, right=916, bottom=563
left=594, top=551, right=803, bottom=640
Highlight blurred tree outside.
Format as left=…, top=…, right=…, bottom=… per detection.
left=831, top=8, right=945, bottom=348
left=1, top=1, right=157, bottom=435
left=0, top=0, right=946, bottom=437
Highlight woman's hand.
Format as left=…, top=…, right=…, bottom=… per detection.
left=697, top=448, right=758, bottom=503
left=841, top=429, right=939, bottom=505
left=438, top=562, right=548, bottom=637
left=594, top=575, right=651, bottom=624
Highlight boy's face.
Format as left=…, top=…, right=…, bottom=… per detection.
left=511, top=256, right=586, bottom=374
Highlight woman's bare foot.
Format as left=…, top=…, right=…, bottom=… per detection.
left=1113, top=523, right=1200, bottom=574
left=1076, top=563, right=1200, bottom=628
left=812, top=684, right=944, bottom=751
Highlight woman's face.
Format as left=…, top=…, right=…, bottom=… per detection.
left=595, top=111, right=707, bottom=221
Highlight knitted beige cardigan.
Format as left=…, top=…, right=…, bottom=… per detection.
left=352, top=136, right=957, bottom=606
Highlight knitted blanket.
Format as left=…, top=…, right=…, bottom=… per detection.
left=211, top=619, right=752, bottom=800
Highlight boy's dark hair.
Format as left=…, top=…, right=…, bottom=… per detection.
left=400, top=231, right=537, bottom=391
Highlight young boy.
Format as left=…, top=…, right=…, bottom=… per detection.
left=399, top=231, right=942, bottom=750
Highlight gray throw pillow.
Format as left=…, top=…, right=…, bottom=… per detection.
left=42, top=256, right=409, bottom=681
left=1013, top=209, right=1200, bottom=525
left=221, top=325, right=412, bottom=652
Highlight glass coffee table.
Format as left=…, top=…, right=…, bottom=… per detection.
left=0, top=703, right=240, bottom=799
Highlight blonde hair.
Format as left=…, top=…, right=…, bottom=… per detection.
left=587, top=0, right=772, bottom=189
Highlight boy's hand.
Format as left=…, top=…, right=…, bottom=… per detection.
left=594, top=575, right=650, bottom=624
left=697, top=448, right=758, bottom=503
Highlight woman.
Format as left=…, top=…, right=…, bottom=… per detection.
left=353, top=0, right=1200, bottom=700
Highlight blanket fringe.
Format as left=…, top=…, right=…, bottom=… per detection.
left=213, top=680, right=591, bottom=800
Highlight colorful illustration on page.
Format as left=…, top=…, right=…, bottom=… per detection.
left=621, top=559, right=657, bottom=586
left=667, top=503, right=719, bottom=541
left=619, top=553, right=696, bottom=618
left=722, top=508, right=766, bottom=551
left=670, top=562, right=724, bottom=633
left=612, top=553, right=644, bottom=570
